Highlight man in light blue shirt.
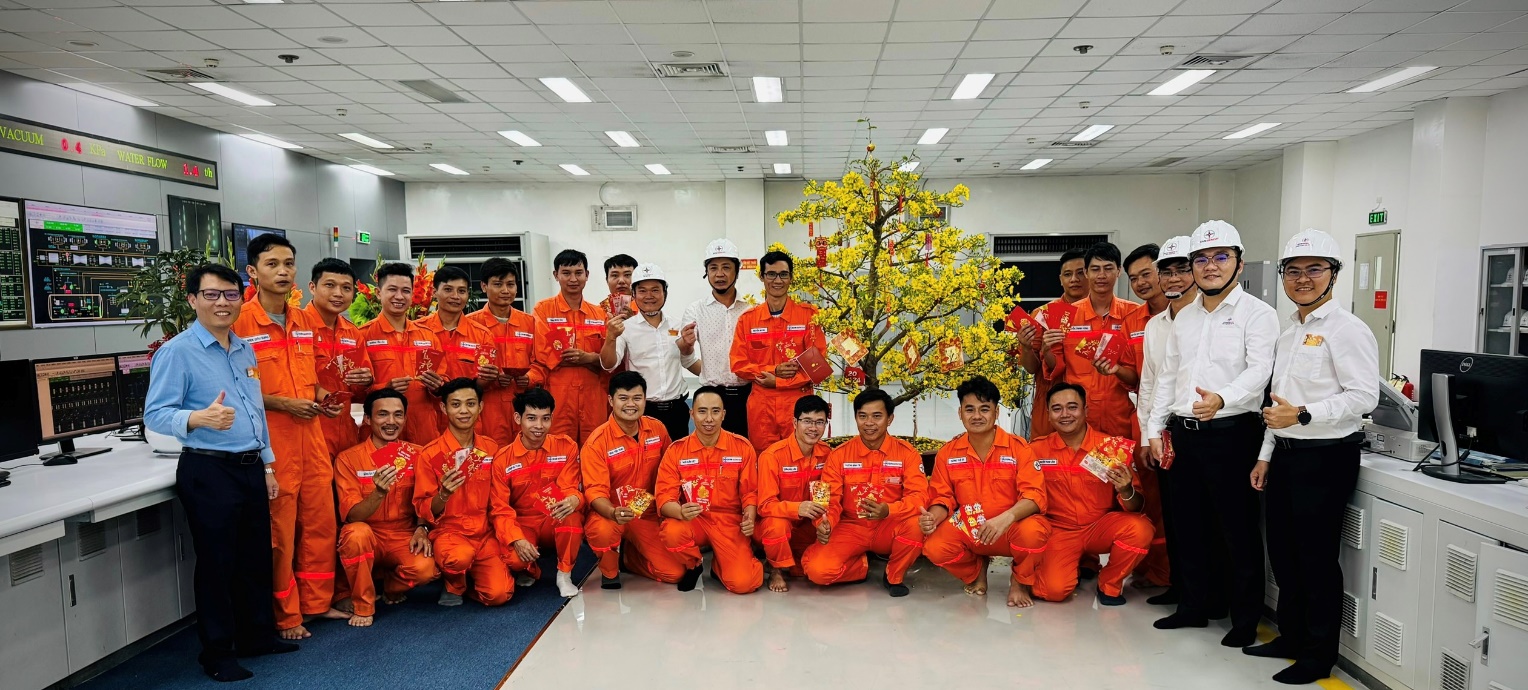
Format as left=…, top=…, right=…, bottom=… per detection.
left=145, top=263, right=296, bottom=681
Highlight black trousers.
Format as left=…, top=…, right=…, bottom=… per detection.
left=647, top=397, right=692, bottom=442
left=1266, top=438, right=1362, bottom=669
left=1166, top=414, right=1265, bottom=632
left=177, top=451, right=277, bottom=662
left=717, top=384, right=751, bottom=438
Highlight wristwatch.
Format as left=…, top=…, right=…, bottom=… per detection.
left=264, top=467, right=274, bottom=475
left=1297, top=406, right=1312, bottom=426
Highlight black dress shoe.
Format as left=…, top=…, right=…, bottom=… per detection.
left=601, top=575, right=622, bottom=590
left=1221, top=626, right=1258, bottom=648
left=883, top=575, right=909, bottom=597
left=202, top=658, right=254, bottom=682
left=1243, top=637, right=1299, bottom=659
left=1096, top=588, right=1126, bottom=606
left=677, top=565, right=704, bottom=592
left=1273, top=661, right=1331, bottom=685
left=1146, top=588, right=1180, bottom=606
left=1153, top=612, right=1208, bottom=629
left=1078, top=566, right=1098, bottom=581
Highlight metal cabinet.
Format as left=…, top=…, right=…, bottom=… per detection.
left=0, top=542, right=70, bottom=690
left=1431, top=522, right=1495, bottom=690
left=172, top=498, right=197, bottom=618
left=1471, top=543, right=1528, bottom=690
left=1340, top=492, right=1374, bottom=658
left=118, top=504, right=180, bottom=642
left=1367, top=497, right=1424, bottom=689
left=1478, top=245, right=1527, bottom=357
left=57, top=518, right=127, bottom=673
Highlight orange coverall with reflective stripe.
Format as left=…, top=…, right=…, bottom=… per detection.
left=728, top=299, right=826, bottom=452
left=490, top=433, right=585, bottom=577
left=233, top=305, right=335, bottom=630
left=1043, top=296, right=1142, bottom=439
left=580, top=416, right=684, bottom=583
left=923, top=428, right=1052, bottom=587
left=333, top=440, right=438, bottom=617
left=415, top=312, right=495, bottom=436
left=413, top=432, right=511, bottom=605
left=305, top=304, right=369, bottom=457
left=1122, top=305, right=1169, bottom=586
left=361, top=318, right=447, bottom=445
left=801, top=436, right=929, bottom=586
left=752, top=437, right=832, bottom=571
left=1030, top=428, right=1153, bottom=600
left=1025, top=298, right=1074, bottom=439
left=654, top=431, right=764, bottom=594
left=533, top=294, right=610, bottom=444
left=465, top=307, right=544, bottom=445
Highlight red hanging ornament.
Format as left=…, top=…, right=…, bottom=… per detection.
left=815, top=236, right=828, bottom=269
left=808, top=221, right=814, bottom=238
left=922, top=232, right=933, bottom=266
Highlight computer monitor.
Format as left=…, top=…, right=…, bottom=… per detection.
left=1418, top=349, right=1528, bottom=483
left=114, top=351, right=152, bottom=428
left=32, top=354, right=120, bottom=464
left=0, top=358, right=41, bottom=462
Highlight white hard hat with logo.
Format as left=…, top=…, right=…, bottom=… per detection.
left=1281, top=228, right=1343, bottom=265
left=633, top=262, right=667, bottom=286
left=703, top=238, right=740, bottom=264
left=1189, top=220, right=1243, bottom=253
left=1157, top=235, right=1191, bottom=267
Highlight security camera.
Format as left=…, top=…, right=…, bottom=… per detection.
left=335, top=108, right=347, bottom=117
left=1160, top=45, right=1175, bottom=56
left=278, top=54, right=299, bottom=64
left=422, top=143, right=433, bottom=150
left=1074, top=45, right=1093, bottom=55
left=203, top=58, right=220, bottom=69
left=513, top=160, right=523, bottom=165
left=1080, top=101, right=1091, bottom=109
left=954, top=157, right=964, bottom=163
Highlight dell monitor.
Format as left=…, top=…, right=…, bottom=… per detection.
left=32, top=354, right=121, bottom=464
left=0, top=358, right=41, bottom=462
left=1418, top=349, right=1528, bottom=483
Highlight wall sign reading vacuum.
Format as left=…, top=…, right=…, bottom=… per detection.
left=0, top=114, right=218, bottom=189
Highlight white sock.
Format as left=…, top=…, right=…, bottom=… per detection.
left=556, top=570, right=580, bottom=598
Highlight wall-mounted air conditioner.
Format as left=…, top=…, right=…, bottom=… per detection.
left=595, top=205, right=637, bottom=231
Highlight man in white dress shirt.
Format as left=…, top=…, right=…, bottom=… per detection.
left=682, top=239, right=752, bottom=437
left=1244, top=229, right=1379, bottom=686
left=1145, top=220, right=1279, bottom=647
left=602, top=263, right=701, bottom=441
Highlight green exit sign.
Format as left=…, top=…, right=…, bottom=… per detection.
left=1368, top=210, right=1387, bottom=225
left=356, top=231, right=371, bottom=245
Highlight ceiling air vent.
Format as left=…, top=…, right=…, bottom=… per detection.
left=144, top=67, right=219, bottom=82
left=655, top=63, right=727, bottom=78
left=397, top=79, right=467, bottom=104
left=1146, top=157, right=1188, bottom=168
left=1050, top=141, right=1096, bottom=148
left=1176, top=54, right=1261, bottom=70
left=707, top=145, right=756, bottom=154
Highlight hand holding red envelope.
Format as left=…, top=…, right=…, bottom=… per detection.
left=1080, top=436, right=1137, bottom=483
left=615, top=485, right=654, bottom=517
left=534, top=482, right=565, bottom=516
left=370, top=441, right=416, bottom=483
left=950, top=503, right=986, bottom=540
left=681, top=476, right=715, bottom=512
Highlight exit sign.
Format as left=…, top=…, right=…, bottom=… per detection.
left=356, top=231, right=371, bottom=245
left=1368, top=210, right=1387, bottom=225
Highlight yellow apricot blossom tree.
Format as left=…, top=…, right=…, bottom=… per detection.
left=774, top=135, right=1026, bottom=407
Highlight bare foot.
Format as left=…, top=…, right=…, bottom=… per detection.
left=767, top=569, right=789, bottom=593
left=279, top=625, right=311, bottom=640
left=348, top=615, right=373, bottom=627
left=332, top=598, right=355, bottom=614
left=318, top=608, right=352, bottom=621
left=965, top=560, right=990, bottom=596
left=383, top=593, right=407, bottom=605
left=1007, top=582, right=1035, bottom=609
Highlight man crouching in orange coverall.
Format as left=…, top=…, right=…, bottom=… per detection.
left=490, top=387, right=585, bottom=599
left=1031, top=383, right=1153, bottom=606
left=801, top=388, right=929, bottom=597
left=656, top=386, right=765, bottom=594
left=412, top=378, right=510, bottom=607
left=752, top=394, right=833, bottom=593
left=922, top=376, right=1052, bottom=608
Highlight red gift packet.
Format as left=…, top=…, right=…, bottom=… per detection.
left=370, top=441, right=417, bottom=483
left=808, top=480, right=831, bottom=508
left=319, top=347, right=362, bottom=389
left=775, top=339, right=802, bottom=363
left=548, top=327, right=575, bottom=353
left=321, top=390, right=352, bottom=408
left=1034, top=301, right=1078, bottom=333
left=416, top=348, right=444, bottom=376
left=681, top=476, right=715, bottom=511
left=443, top=447, right=491, bottom=478
left=1005, top=305, right=1036, bottom=333
left=1160, top=429, right=1176, bottom=469
left=534, top=482, right=565, bottom=516
left=615, top=485, right=653, bottom=517
left=950, top=503, right=986, bottom=540
left=1075, top=331, right=1125, bottom=366
left=847, top=482, right=887, bottom=515
left=1080, top=436, right=1137, bottom=483
left=796, top=346, right=833, bottom=384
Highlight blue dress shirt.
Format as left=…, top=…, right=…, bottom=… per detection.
left=145, top=319, right=274, bottom=464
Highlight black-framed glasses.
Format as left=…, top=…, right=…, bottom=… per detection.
left=1280, top=265, right=1333, bottom=281
left=196, top=289, right=242, bottom=302
left=796, top=418, right=828, bottom=428
left=1192, top=252, right=1234, bottom=267
left=762, top=271, right=792, bottom=281
left=1158, top=267, right=1191, bottom=278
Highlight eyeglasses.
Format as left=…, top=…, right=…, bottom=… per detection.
left=762, top=271, right=792, bottom=281
left=196, top=289, right=242, bottom=302
left=1158, top=267, right=1191, bottom=278
left=1280, top=265, right=1332, bottom=281
left=1086, top=265, right=1117, bottom=275
left=796, top=418, right=828, bottom=427
left=1191, top=252, right=1235, bottom=267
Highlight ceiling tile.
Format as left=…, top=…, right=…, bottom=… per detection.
left=421, top=1, right=529, bottom=25
left=985, top=0, right=1087, bottom=19
left=49, top=7, right=170, bottom=31
left=971, top=19, right=1068, bottom=40
left=107, top=30, right=220, bottom=51
left=803, top=22, right=887, bottom=43
left=538, top=24, right=633, bottom=45
left=802, top=0, right=894, bottom=22
left=193, top=29, right=302, bottom=50
left=231, top=5, right=351, bottom=30
left=137, top=6, right=260, bottom=31
left=1263, top=0, right=1368, bottom=11
left=363, top=26, right=466, bottom=47
left=958, top=40, right=1047, bottom=58
left=713, top=23, right=798, bottom=44
left=1405, top=11, right=1524, bottom=33
left=326, top=3, right=438, bottom=28
left=277, top=27, right=385, bottom=49
left=887, top=20, right=977, bottom=43
left=1230, top=13, right=1343, bottom=35
left=1057, top=16, right=1157, bottom=38
left=450, top=25, right=550, bottom=46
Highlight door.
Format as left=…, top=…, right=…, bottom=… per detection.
left=1479, top=248, right=1523, bottom=357
left=1339, top=492, right=1373, bottom=658
left=57, top=518, right=127, bottom=672
left=1367, top=497, right=1422, bottom=689
left=1354, top=231, right=1400, bottom=376
left=1432, top=522, right=1495, bottom=690
left=1471, top=543, right=1528, bottom=690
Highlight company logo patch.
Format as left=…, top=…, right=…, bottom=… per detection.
left=781, top=465, right=798, bottom=473
left=1035, top=458, right=1059, bottom=470
left=644, top=437, right=661, bottom=447
left=413, top=340, right=433, bottom=347
left=292, top=330, right=313, bottom=339
left=505, top=462, right=524, bottom=474
left=546, top=317, right=568, bottom=324
left=514, top=331, right=533, bottom=339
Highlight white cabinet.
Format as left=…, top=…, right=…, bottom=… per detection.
left=118, top=504, right=180, bottom=642
left=1431, top=522, right=1495, bottom=690
left=172, top=498, right=197, bottom=618
left=57, top=518, right=127, bottom=673
left=1367, top=497, right=1424, bottom=689
left=1471, top=543, right=1528, bottom=690
left=0, top=542, right=70, bottom=689
left=1340, top=493, right=1373, bottom=658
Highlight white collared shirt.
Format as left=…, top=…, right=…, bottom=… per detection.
left=613, top=312, right=700, bottom=402
left=1136, top=308, right=1175, bottom=436
left=682, top=292, right=750, bottom=387
left=1146, top=284, right=1280, bottom=439
left=1258, top=301, right=1380, bottom=460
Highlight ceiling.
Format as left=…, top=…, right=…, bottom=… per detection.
left=3, top=0, right=1528, bottom=183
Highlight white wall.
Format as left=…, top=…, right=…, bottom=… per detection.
left=1480, top=86, right=1528, bottom=248
left=1329, top=123, right=1413, bottom=317
left=1233, top=158, right=1284, bottom=263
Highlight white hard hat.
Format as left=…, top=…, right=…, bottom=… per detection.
left=1157, top=235, right=1191, bottom=266
left=703, top=238, right=740, bottom=264
left=1281, top=228, right=1342, bottom=264
left=632, top=262, right=666, bottom=285
left=1189, top=220, right=1243, bottom=253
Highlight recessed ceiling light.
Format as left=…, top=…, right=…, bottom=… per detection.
left=349, top=164, right=394, bottom=176
left=1223, top=122, right=1281, bottom=140
left=1348, top=65, right=1438, bottom=93
left=66, top=40, right=97, bottom=48
left=60, top=82, right=158, bottom=107
left=1071, top=124, right=1114, bottom=142
left=1148, top=69, right=1215, bottom=96
left=338, top=132, right=394, bottom=149
left=1021, top=158, right=1052, bottom=171
left=240, top=133, right=301, bottom=149
left=498, top=130, right=541, bottom=147
left=605, top=130, right=640, bottom=148
left=671, top=50, right=694, bottom=58
left=899, top=161, right=919, bottom=172
left=918, top=127, right=949, bottom=145
left=773, top=163, right=792, bottom=174
left=316, top=36, right=348, bottom=45
left=241, top=0, right=283, bottom=4
left=560, top=164, right=590, bottom=176
left=951, top=73, right=994, bottom=100
left=765, top=130, right=788, bottom=146
left=752, top=76, right=783, bottom=103
left=645, top=164, right=671, bottom=175
left=539, top=77, right=591, bottom=103
left=188, top=82, right=273, bottom=106
left=430, top=163, right=469, bottom=175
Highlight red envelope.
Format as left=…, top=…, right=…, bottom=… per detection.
left=319, top=347, right=362, bottom=390
left=321, top=390, right=352, bottom=408
left=1160, top=429, right=1176, bottom=470
left=416, top=348, right=444, bottom=376
left=950, top=503, right=986, bottom=540
left=775, top=339, right=803, bottom=363
left=939, top=338, right=964, bottom=372
left=681, top=476, right=715, bottom=511
left=371, top=441, right=416, bottom=483
left=1080, top=436, right=1137, bottom=483
left=1005, top=305, right=1036, bottom=333
left=846, top=482, right=886, bottom=514
left=548, top=327, right=575, bottom=353
left=796, top=346, right=832, bottom=384
left=1098, top=332, right=1124, bottom=367
left=615, top=485, right=653, bottom=517
left=535, top=482, right=565, bottom=516
left=1034, top=301, right=1078, bottom=333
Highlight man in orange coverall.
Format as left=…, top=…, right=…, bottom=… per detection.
left=923, top=376, right=1052, bottom=608
left=234, top=234, right=344, bottom=639
left=466, top=258, right=542, bottom=444
left=802, top=388, right=929, bottom=597
left=535, top=249, right=610, bottom=444
left=333, top=389, right=439, bottom=626
left=412, top=379, right=509, bottom=606
left=304, top=259, right=373, bottom=457
left=490, top=387, right=584, bottom=599
left=1013, top=248, right=1088, bottom=439
left=415, top=266, right=499, bottom=436
left=1039, top=242, right=1142, bottom=439
left=1122, top=243, right=1173, bottom=592
left=581, top=371, right=684, bottom=589
left=752, top=394, right=833, bottom=593
left=362, top=262, right=447, bottom=444
left=729, top=251, right=827, bottom=452
left=1031, top=383, right=1153, bottom=606
left=655, top=386, right=764, bottom=594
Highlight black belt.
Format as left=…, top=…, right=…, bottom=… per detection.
left=183, top=447, right=264, bottom=464
left=1274, top=432, right=1365, bottom=450
left=648, top=398, right=687, bottom=409
left=718, top=384, right=751, bottom=394
left=1170, top=413, right=1258, bottom=432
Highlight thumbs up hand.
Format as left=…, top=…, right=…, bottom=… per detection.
left=1262, top=393, right=1301, bottom=430
left=1191, top=386, right=1224, bottom=421
left=191, top=391, right=236, bottom=431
